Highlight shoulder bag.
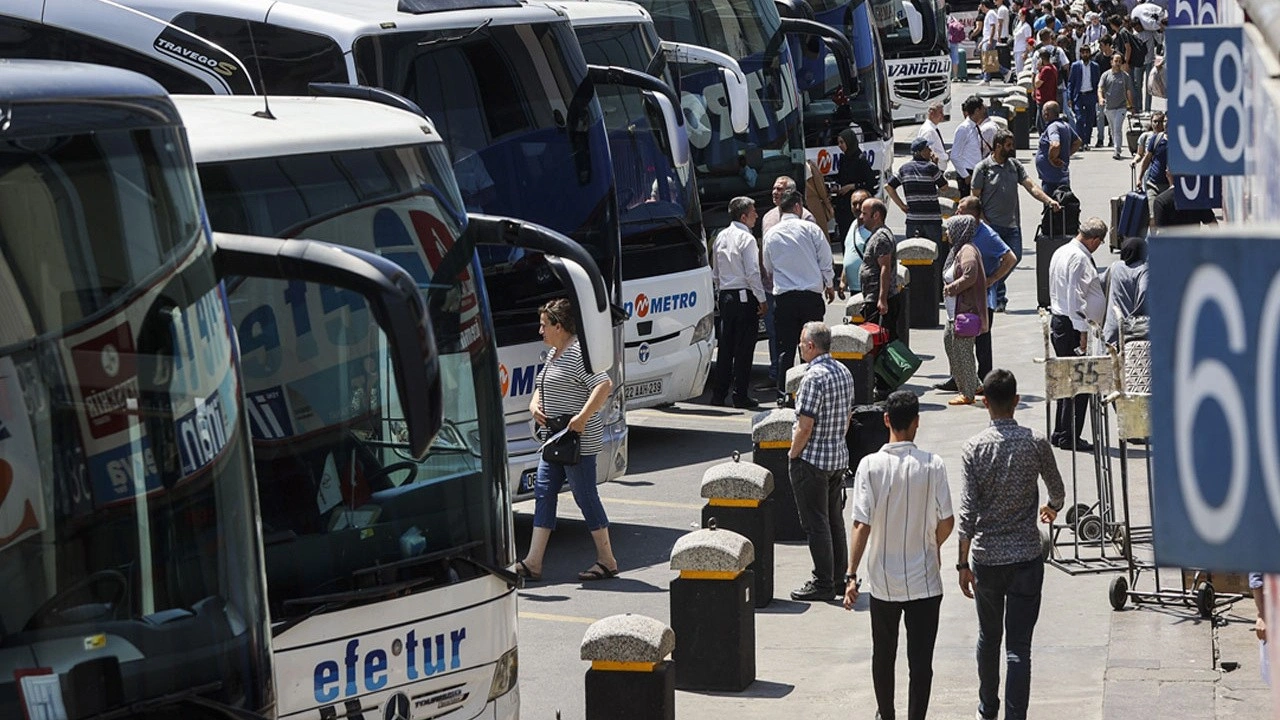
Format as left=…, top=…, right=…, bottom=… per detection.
left=537, top=366, right=582, bottom=465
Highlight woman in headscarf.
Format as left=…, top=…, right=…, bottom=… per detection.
left=833, top=128, right=879, bottom=242
left=941, top=214, right=989, bottom=406
left=1103, top=236, right=1148, bottom=346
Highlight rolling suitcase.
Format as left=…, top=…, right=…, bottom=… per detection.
left=1112, top=167, right=1147, bottom=250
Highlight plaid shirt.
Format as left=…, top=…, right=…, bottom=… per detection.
left=794, top=353, right=855, bottom=471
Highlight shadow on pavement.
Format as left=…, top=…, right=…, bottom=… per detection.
left=756, top=599, right=811, bottom=615
left=513, top=515, right=689, bottom=580
left=681, top=679, right=795, bottom=699
left=626, top=427, right=754, bottom=474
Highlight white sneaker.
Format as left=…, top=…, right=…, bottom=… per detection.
left=979, top=79, right=991, bottom=86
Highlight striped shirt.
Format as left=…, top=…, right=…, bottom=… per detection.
left=536, top=339, right=610, bottom=455
left=852, top=442, right=954, bottom=602
left=888, top=159, right=946, bottom=223
left=793, top=353, right=855, bottom=471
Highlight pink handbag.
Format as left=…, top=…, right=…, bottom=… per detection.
left=954, top=312, right=982, bottom=337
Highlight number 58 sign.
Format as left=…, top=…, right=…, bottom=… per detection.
left=1167, top=27, right=1246, bottom=177
left=1149, top=230, right=1280, bottom=573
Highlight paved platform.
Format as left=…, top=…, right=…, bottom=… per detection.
left=511, top=80, right=1271, bottom=719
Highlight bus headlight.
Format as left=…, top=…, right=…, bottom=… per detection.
left=603, top=387, right=624, bottom=426
left=488, top=646, right=518, bottom=701
left=690, top=313, right=714, bottom=346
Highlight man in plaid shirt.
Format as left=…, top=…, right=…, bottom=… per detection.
left=788, top=321, right=856, bottom=601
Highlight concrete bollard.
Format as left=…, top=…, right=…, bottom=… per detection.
left=895, top=263, right=912, bottom=348
left=844, top=292, right=865, bottom=324
left=898, top=237, right=939, bottom=330
left=582, top=614, right=676, bottom=720
left=782, top=362, right=807, bottom=407
left=669, top=525, right=756, bottom=691
left=831, top=323, right=876, bottom=405
left=750, top=408, right=805, bottom=541
left=1004, top=92, right=1031, bottom=150
left=701, top=452, right=776, bottom=608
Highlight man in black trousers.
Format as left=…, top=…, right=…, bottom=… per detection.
left=1046, top=217, right=1108, bottom=451
left=709, top=197, right=766, bottom=409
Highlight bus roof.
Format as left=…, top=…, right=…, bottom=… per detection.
left=549, top=0, right=652, bottom=27
left=172, top=95, right=442, bottom=163
left=0, top=59, right=169, bottom=105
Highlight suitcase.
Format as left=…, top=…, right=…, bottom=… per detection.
left=873, top=339, right=922, bottom=391
left=847, top=403, right=890, bottom=473
left=1109, top=196, right=1124, bottom=251
left=1118, top=192, right=1148, bottom=238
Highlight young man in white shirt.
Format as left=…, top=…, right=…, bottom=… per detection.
left=915, top=102, right=950, bottom=173
left=710, top=196, right=766, bottom=409
left=844, top=391, right=955, bottom=720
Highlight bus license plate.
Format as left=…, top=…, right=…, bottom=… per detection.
left=624, top=379, right=663, bottom=400
left=518, top=469, right=537, bottom=493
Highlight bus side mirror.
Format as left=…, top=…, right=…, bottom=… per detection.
left=902, top=0, right=924, bottom=44
left=464, top=215, right=616, bottom=374
left=644, top=89, right=691, bottom=168
left=211, top=232, right=443, bottom=459
left=662, top=41, right=751, bottom=134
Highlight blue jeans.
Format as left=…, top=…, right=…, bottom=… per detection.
left=972, top=559, right=1044, bottom=720
left=532, top=453, right=608, bottom=530
left=990, top=224, right=1022, bottom=306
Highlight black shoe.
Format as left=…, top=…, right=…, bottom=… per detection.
left=709, top=395, right=727, bottom=407
left=1053, top=436, right=1095, bottom=453
left=995, top=300, right=1008, bottom=313
left=790, top=580, right=837, bottom=602
left=732, top=396, right=761, bottom=410
left=933, top=378, right=958, bottom=392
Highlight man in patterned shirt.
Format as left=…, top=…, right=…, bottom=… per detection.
left=787, top=321, right=855, bottom=601
left=956, top=369, right=1065, bottom=720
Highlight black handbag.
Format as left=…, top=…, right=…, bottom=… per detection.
left=540, top=413, right=581, bottom=465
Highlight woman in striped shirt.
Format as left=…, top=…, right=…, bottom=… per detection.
left=517, top=299, right=620, bottom=582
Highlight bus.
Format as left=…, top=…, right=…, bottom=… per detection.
left=177, top=92, right=614, bottom=720
left=0, top=0, right=660, bottom=497
left=0, top=60, right=447, bottom=720
left=776, top=0, right=895, bottom=193
left=870, top=0, right=952, bottom=124
left=558, top=0, right=750, bottom=409
left=627, top=0, right=807, bottom=232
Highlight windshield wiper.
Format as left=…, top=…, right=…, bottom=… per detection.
left=273, top=575, right=440, bottom=637
left=82, top=681, right=263, bottom=720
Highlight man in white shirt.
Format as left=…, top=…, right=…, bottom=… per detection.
left=979, top=0, right=1008, bottom=83
left=1047, top=217, right=1108, bottom=452
left=844, top=391, right=955, bottom=720
left=915, top=102, right=950, bottom=173
left=951, top=97, right=997, bottom=197
left=762, top=190, right=835, bottom=403
left=710, top=197, right=767, bottom=409
left=760, top=175, right=816, bottom=384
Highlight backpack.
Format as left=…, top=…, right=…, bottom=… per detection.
left=1125, top=31, right=1148, bottom=66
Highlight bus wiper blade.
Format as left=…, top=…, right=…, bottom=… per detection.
left=82, top=682, right=260, bottom=720
left=447, top=552, right=522, bottom=589
left=416, top=18, right=492, bottom=47
left=274, top=575, right=442, bottom=637
left=349, top=539, right=485, bottom=585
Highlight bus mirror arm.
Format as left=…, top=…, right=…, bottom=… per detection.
left=210, top=232, right=443, bottom=460
left=778, top=18, right=859, bottom=98
left=586, top=64, right=690, bottom=167
left=660, top=41, right=750, bottom=134
left=465, top=215, right=615, bottom=374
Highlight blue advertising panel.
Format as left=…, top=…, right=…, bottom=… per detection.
left=1148, top=229, right=1280, bottom=573
left=1169, top=0, right=1217, bottom=26
left=1173, top=174, right=1223, bottom=210
left=1166, top=27, right=1246, bottom=177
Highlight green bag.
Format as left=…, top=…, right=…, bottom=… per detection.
left=874, top=339, right=922, bottom=390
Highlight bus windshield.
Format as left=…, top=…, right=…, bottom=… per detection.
left=574, top=22, right=706, bottom=280
left=352, top=21, right=619, bottom=345
left=806, top=0, right=887, bottom=140
left=871, top=0, right=947, bottom=55
left=0, top=121, right=270, bottom=714
left=637, top=0, right=803, bottom=221
left=198, top=144, right=506, bottom=620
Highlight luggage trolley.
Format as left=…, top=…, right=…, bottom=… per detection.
left=1036, top=310, right=1129, bottom=575
left=1102, top=317, right=1246, bottom=618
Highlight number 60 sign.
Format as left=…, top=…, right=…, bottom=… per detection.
left=1167, top=26, right=1246, bottom=177
left=1149, top=229, right=1280, bottom=574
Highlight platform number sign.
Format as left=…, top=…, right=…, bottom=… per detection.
left=1170, top=0, right=1216, bottom=26
left=1149, top=230, right=1280, bottom=574
left=1167, top=27, right=1246, bottom=177
left=1174, top=174, right=1222, bottom=210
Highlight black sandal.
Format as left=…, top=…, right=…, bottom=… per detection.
left=516, top=560, right=542, bottom=582
left=578, top=562, right=619, bottom=581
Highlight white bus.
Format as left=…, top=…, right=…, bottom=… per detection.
left=177, top=93, right=613, bottom=720
left=0, top=0, right=668, bottom=499
left=0, top=60, right=447, bottom=720
left=556, top=0, right=750, bottom=409
left=870, top=0, right=952, bottom=124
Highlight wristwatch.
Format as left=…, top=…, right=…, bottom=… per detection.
left=956, top=562, right=970, bottom=571
left=844, top=573, right=858, bottom=584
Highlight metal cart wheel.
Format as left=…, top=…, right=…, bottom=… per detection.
left=1111, top=525, right=1130, bottom=557
left=1064, top=503, right=1092, bottom=527
left=1041, top=530, right=1053, bottom=562
left=1195, top=582, right=1216, bottom=619
left=1078, top=514, right=1105, bottom=543
left=1109, top=576, right=1129, bottom=611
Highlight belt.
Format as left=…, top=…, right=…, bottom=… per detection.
left=720, top=288, right=752, bottom=302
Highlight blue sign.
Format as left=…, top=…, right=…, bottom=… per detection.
left=1149, top=230, right=1280, bottom=573
left=1173, top=175, right=1223, bottom=210
left=1166, top=27, right=1246, bottom=177
left=1170, top=0, right=1217, bottom=26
